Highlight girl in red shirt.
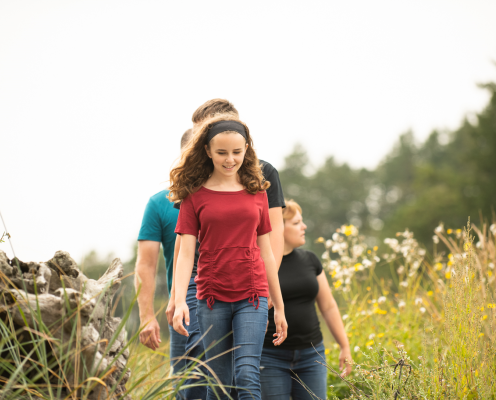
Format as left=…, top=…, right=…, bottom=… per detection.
left=169, top=115, right=287, bottom=400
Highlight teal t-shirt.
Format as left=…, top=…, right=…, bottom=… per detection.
left=137, top=190, right=178, bottom=295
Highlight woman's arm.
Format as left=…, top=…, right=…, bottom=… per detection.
left=172, top=234, right=196, bottom=337
left=315, top=272, right=352, bottom=376
left=257, top=233, right=288, bottom=346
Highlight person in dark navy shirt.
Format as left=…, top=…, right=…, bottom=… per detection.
left=261, top=200, right=352, bottom=400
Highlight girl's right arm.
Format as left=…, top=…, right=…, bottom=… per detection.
left=172, top=233, right=197, bottom=336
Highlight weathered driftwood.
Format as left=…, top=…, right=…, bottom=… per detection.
left=0, top=250, right=131, bottom=400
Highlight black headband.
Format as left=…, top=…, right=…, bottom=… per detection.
left=207, top=121, right=247, bottom=143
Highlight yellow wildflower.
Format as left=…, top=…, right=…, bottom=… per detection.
left=331, top=271, right=337, bottom=278
left=325, top=348, right=330, bottom=355
left=479, top=333, right=484, bottom=337
left=367, top=250, right=371, bottom=254
left=447, top=260, right=453, bottom=267
left=390, top=307, right=398, bottom=313
left=487, top=303, right=496, bottom=309
left=344, top=225, right=355, bottom=236
left=383, top=291, right=389, bottom=295
left=482, top=315, right=488, bottom=320
left=456, top=229, right=462, bottom=234
left=489, top=271, right=493, bottom=277
left=427, top=291, right=434, bottom=296
left=366, top=286, right=371, bottom=291
left=333, top=280, right=342, bottom=288
left=445, top=272, right=451, bottom=279
left=366, top=340, right=374, bottom=347
left=434, top=263, right=443, bottom=271
left=377, top=333, right=384, bottom=338
left=354, top=263, right=362, bottom=271
left=447, top=229, right=453, bottom=234
left=464, top=242, right=471, bottom=251
left=316, top=237, right=325, bottom=243
left=373, top=246, right=378, bottom=251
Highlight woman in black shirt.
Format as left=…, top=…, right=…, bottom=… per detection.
left=261, top=200, right=352, bottom=400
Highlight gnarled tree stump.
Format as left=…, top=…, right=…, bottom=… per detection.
left=0, top=250, right=131, bottom=400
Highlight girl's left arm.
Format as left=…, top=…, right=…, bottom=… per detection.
left=315, top=272, right=352, bottom=376
left=257, top=233, right=288, bottom=346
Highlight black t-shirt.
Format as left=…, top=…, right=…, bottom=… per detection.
left=174, top=159, right=285, bottom=276
left=264, top=248, right=323, bottom=350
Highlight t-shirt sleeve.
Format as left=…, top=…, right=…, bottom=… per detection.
left=174, top=195, right=199, bottom=237
left=308, top=251, right=324, bottom=275
left=257, top=191, right=272, bottom=236
left=262, top=162, right=286, bottom=209
left=137, top=197, right=162, bottom=242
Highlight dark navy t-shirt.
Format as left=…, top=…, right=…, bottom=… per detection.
left=264, top=248, right=324, bottom=349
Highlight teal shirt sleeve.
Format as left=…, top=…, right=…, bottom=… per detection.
left=138, top=197, right=162, bottom=242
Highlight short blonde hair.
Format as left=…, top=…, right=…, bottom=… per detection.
left=282, top=199, right=302, bottom=223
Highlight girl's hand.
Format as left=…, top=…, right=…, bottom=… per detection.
left=272, top=308, right=288, bottom=346
left=339, top=347, right=352, bottom=377
left=173, top=302, right=190, bottom=337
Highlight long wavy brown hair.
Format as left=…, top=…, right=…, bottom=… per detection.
left=168, top=114, right=270, bottom=203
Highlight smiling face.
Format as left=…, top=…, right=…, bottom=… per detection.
left=284, top=210, right=307, bottom=249
left=205, top=132, right=248, bottom=177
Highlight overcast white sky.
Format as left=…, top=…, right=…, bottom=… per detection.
left=1, top=0, right=496, bottom=264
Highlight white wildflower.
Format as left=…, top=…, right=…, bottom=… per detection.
left=398, top=300, right=406, bottom=309
left=326, top=239, right=333, bottom=248
left=489, top=263, right=494, bottom=270
left=476, top=241, right=483, bottom=249
left=332, top=232, right=340, bottom=241
left=490, top=224, right=496, bottom=236
left=400, top=281, right=408, bottom=287
left=418, top=248, right=426, bottom=256
left=322, top=252, right=329, bottom=260
left=368, top=333, right=375, bottom=340
left=415, top=298, right=423, bottom=306
left=432, top=235, right=439, bottom=244
left=374, top=256, right=380, bottom=262
left=419, top=307, right=426, bottom=313
left=354, top=346, right=360, bottom=352
left=342, top=314, right=348, bottom=320
left=434, top=223, right=444, bottom=233
left=362, top=259, right=373, bottom=268
left=378, top=296, right=387, bottom=304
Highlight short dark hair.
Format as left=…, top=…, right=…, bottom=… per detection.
left=181, top=128, right=193, bottom=149
left=192, top=99, right=239, bottom=124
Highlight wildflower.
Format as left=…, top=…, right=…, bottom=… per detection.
left=398, top=301, right=406, bottom=309
left=489, top=263, right=494, bottom=270
left=419, top=307, right=426, bottom=313
left=343, top=225, right=355, bottom=236
left=373, top=246, right=378, bottom=251
left=427, top=291, right=433, bottom=296
left=354, top=346, right=360, bottom=352
left=316, top=237, right=325, bottom=243
left=445, top=272, right=451, bottom=279
left=432, top=235, right=439, bottom=244
left=354, top=263, right=363, bottom=271
left=342, top=314, right=349, bottom=320
left=397, top=265, right=405, bottom=274
left=322, top=252, right=329, bottom=260
left=362, top=259, right=373, bottom=268
left=456, top=228, right=462, bottom=238
left=415, top=298, right=423, bottom=306
left=434, top=262, right=443, bottom=271
left=400, top=281, right=408, bottom=287
left=368, top=333, right=375, bottom=340
left=464, top=242, right=471, bottom=251
left=479, top=333, right=484, bottom=337
left=489, top=271, right=493, bottom=277
left=488, top=303, right=496, bottom=309
left=325, top=348, right=330, bottom=355
left=374, top=256, right=380, bottom=262
left=447, top=229, right=453, bottom=234
left=476, top=241, right=483, bottom=249
left=434, top=223, right=444, bottom=233
left=390, top=307, right=398, bottom=313
left=490, top=224, right=496, bottom=235
left=482, top=315, right=488, bottom=320
left=326, top=239, right=333, bottom=247
left=377, top=333, right=384, bottom=338
left=333, top=280, right=342, bottom=289
left=366, top=340, right=374, bottom=347
left=378, top=296, right=387, bottom=304
left=366, top=286, right=371, bottom=291
left=383, top=290, right=389, bottom=295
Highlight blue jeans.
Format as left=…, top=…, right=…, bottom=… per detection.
left=169, top=324, right=187, bottom=372
left=183, top=276, right=208, bottom=400
left=197, top=297, right=269, bottom=400
left=260, top=341, right=327, bottom=400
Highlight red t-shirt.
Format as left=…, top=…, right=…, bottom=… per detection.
left=175, top=187, right=271, bottom=309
